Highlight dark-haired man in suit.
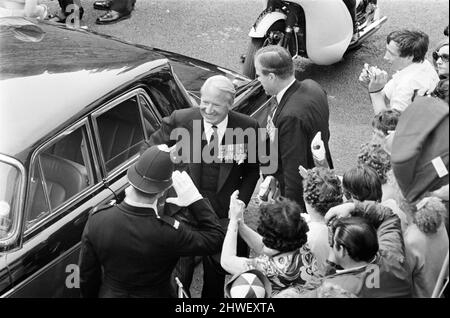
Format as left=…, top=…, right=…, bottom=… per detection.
left=254, top=45, right=333, bottom=213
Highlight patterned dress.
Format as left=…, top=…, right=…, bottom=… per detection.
left=243, top=244, right=322, bottom=295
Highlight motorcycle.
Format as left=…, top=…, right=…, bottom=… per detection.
left=242, top=0, right=388, bottom=78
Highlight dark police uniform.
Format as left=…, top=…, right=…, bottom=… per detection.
left=79, top=198, right=224, bottom=298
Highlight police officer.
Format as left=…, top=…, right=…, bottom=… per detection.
left=78, top=145, right=224, bottom=298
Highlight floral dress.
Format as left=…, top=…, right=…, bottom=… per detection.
left=244, top=244, right=322, bottom=295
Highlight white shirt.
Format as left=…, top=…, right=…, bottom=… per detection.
left=383, top=60, right=439, bottom=112
left=203, top=115, right=228, bottom=145
left=276, top=78, right=296, bottom=105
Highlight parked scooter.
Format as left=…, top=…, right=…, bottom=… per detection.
left=242, top=0, right=387, bottom=78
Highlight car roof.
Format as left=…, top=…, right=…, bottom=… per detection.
left=0, top=18, right=170, bottom=158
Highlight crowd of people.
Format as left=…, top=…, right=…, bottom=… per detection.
left=77, top=23, right=449, bottom=298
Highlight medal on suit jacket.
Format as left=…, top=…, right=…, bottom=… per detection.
left=266, top=97, right=278, bottom=143
left=266, top=117, right=276, bottom=143
left=217, top=143, right=247, bottom=164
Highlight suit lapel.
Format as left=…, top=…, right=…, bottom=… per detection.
left=273, top=80, right=300, bottom=124
left=188, top=111, right=204, bottom=188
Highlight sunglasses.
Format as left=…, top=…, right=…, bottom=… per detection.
left=433, top=51, right=449, bottom=63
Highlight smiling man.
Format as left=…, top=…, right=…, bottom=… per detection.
left=148, top=75, right=260, bottom=298
left=362, top=30, right=439, bottom=114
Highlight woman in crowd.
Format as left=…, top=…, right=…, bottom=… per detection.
left=357, top=143, right=409, bottom=231
left=221, top=191, right=321, bottom=296
left=302, top=167, right=343, bottom=275
left=432, top=40, right=449, bottom=79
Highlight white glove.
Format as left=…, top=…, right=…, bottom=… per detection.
left=228, top=190, right=245, bottom=221
left=165, top=171, right=203, bottom=207
left=311, top=132, right=326, bottom=162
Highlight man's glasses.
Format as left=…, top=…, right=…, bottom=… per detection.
left=433, top=51, right=449, bottom=63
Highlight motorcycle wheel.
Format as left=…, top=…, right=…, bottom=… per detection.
left=242, top=20, right=297, bottom=79
left=242, top=37, right=264, bottom=79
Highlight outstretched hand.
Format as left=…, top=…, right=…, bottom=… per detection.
left=166, top=171, right=203, bottom=207
left=229, top=190, right=245, bottom=221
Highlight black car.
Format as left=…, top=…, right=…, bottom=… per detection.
left=0, top=17, right=270, bottom=297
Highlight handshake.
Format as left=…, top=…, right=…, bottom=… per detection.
left=359, top=63, right=389, bottom=94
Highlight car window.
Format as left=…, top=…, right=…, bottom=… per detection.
left=26, top=125, right=94, bottom=229
left=138, top=94, right=161, bottom=138
left=95, top=96, right=146, bottom=173
left=146, top=70, right=191, bottom=117
left=0, top=161, right=21, bottom=240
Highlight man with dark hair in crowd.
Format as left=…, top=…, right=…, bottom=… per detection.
left=93, top=0, right=136, bottom=24
left=342, top=164, right=382, bottom=202
left=255, top=45, right=333, bottom=212
left=359, top=29, right=439, bottom=114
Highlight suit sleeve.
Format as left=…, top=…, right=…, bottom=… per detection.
left=169, top=199, right=225, bottom=256
left=78, top=216, right=102, bottom=298
left=353, top=201, right=405, bottom=257
left=238, top=120, right=261, bottom=205
left=148, top=111, right=178, bottom=147
left=278, top=115, right=308, bottom=206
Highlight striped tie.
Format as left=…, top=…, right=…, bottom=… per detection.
left=209, top=125, right=218, bottom=156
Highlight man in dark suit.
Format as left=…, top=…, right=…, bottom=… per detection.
left=148, top=75, right=260, bottom=297
left=78, top=145, right=224, bottom=298
left=93, top=0, right=136, bottom=24
left=254, top=45, right=333, bottom=212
